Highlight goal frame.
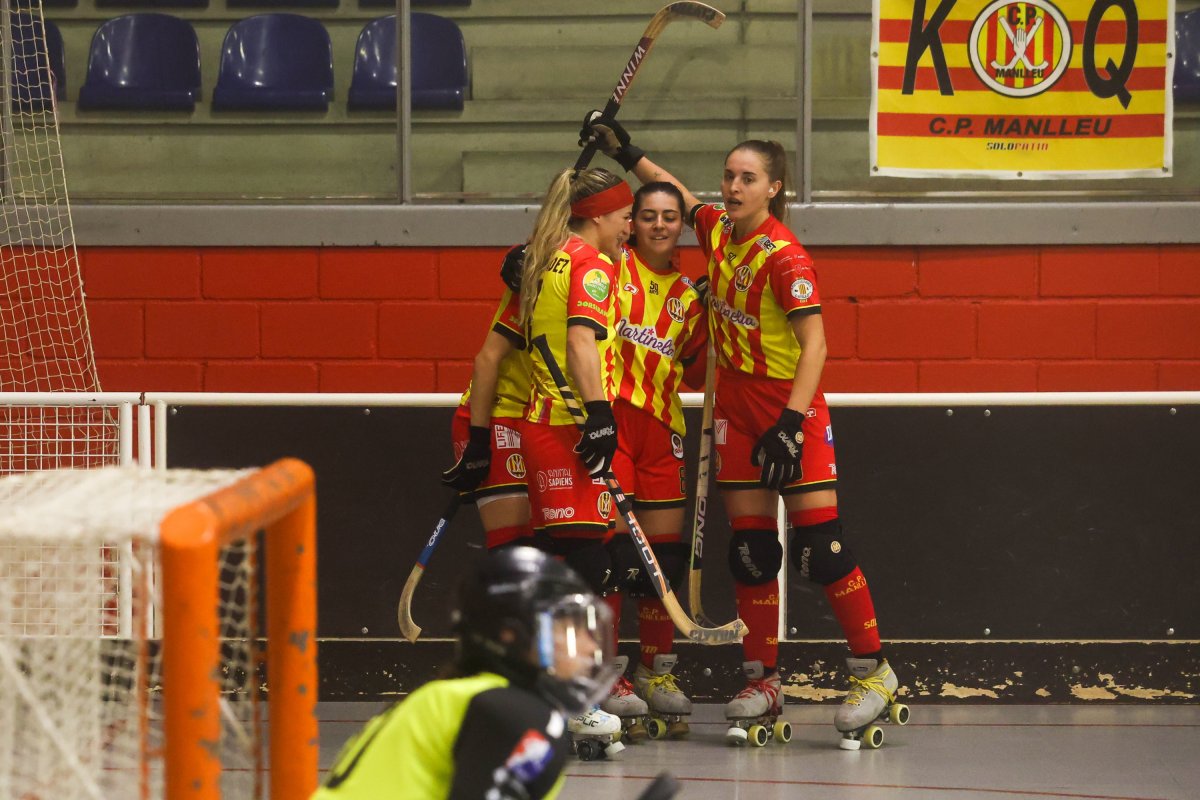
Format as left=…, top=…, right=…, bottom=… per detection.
left=159, top=457, right=318, bottom=800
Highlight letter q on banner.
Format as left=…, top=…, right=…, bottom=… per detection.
left=870, top=0, right=1173, bottom=179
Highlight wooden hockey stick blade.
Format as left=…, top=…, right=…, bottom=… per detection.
left=531, top=334, right=745, bottom=645
left=687, top=340, right=718, bottom=626
left=397, top=494, right=462, bottom=643
left=574, top=1, right=726, bottom=172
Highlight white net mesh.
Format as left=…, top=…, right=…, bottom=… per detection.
left=0, top=467, right=266, bottom=800
left=0, top=3, right=116, bottom=471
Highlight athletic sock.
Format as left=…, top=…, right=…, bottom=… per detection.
left=637, top=598, right=674, bottom=666
left=735, top=579, right=779, bottom=671
left=824, top=567, right=882, bottom=657
left=604, top=591, right=624, bottom=650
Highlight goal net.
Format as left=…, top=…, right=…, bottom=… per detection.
left=0, top=1, right=116, bottom=472
left=0, top=459, right=319, bottom=800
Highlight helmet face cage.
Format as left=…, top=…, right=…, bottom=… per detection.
left=532, top=593, right=617, bottom=714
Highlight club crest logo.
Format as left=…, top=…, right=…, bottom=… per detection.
left=506, top=454, right=526, bottom=479
left=733, top=264, right=754, bottom=293
left=597, top=491, right=613, bottom=518
left=969, top=0, right=1072, bottom=98
left=583, top=268, right=611, bottom=302
left=666, top=296, right=685, bottom=323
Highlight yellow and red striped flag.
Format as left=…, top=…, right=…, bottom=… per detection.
left=871, top=0, right=1173, bottom=178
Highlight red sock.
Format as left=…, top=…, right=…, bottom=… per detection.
left=787, top=506, right=838, bottom=528
left=735, top=580, right=780, bottom=670
left=604, top=591, right=623, bottom=648
left=637, top=599, right=674, bottom=666
left=824, top=567, right=881, bottom=656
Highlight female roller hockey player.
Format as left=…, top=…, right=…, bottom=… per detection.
left=517, top=166, right=635, bottom=749
left=581, top=116, right=908, bottom=750
left=600, top=182, right=708, bottom=741
left=311, top=547, right=619, bottom=799
left=441, top=245, right=535, bottom=551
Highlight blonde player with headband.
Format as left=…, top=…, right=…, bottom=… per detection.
left=517, top=166, right=635, bottom=752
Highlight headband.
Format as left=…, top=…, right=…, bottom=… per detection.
left=570, top=182, right=634, bottom=218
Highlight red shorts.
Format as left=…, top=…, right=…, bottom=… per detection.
left=712, top=369, right=837, bottom=495
left=451, top=405, right=527, bottom=502
left=611, top=400, right=687, bottom=510
left=519, top=418, right=614, bottom=539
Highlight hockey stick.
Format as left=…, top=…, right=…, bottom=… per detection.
left=397, top=493, right=462, bottom=643
left=532, top=334, right=744, bottom=645
left=574, top=1, right=725, bottom=171
left=687, top=340, right=717, bottom=626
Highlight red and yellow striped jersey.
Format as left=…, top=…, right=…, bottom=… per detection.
left=607, top=247, right=707, bottom=435
left=458, top=287, right=532, bottom=420
left=526, top=236, right=616, bottom=426
left=693, top=204, right=821, bottom=379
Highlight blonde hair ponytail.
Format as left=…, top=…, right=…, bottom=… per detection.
left=519, top=167, right=626, bottom=325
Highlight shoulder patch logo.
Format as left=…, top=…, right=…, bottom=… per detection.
left=790, top=278, right=814, bottom=301
left=756, top=236, right=779, bottom=254
left=505, top=729, right=553, bottom=784
left=583, top=269, right=611, bottom=302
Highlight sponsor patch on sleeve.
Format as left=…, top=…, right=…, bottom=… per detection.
left=505, top=729, right=553, bottom=784
left=790, top=278, right=814, bottom=301
left=583, top=268, right=612, bottom=302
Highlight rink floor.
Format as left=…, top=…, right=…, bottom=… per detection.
left=316, top=701, right=1200, bottom=799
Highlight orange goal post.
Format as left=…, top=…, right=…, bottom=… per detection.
left=0, top=458, right=318, bottom=800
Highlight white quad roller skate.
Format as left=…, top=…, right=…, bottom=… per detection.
left=835, top=657, right=909, bottom=750
left=724, top=660, right=792, bottom=747
left=568, top=706, right=625, bottom=761
left=634, top=653, right=693, bottom=739
left=600, top=655, right=650, bottom=742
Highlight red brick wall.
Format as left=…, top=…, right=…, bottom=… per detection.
left=82, top=244, right=1200, bottom=393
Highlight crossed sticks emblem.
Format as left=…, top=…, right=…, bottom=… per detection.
left=991, top=15, right=1049, bottom=71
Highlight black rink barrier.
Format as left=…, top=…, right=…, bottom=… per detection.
left=165, top=400, right=1199, bottom=703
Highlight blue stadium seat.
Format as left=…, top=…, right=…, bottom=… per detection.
left=78, top=15, right=201, bottom=110
left=11, top=16, right=64, bottom=111
left=348, top=13, right=467, bottom=111
left=1176, top=9, right=1200, bottom=102
left=213, top=14, right=333, bottom=111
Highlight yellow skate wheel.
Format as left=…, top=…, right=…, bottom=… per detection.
left=748, top=725, right=769, bottom=747
left=646, top=718, right=668, bottom=740
left=773, top=720, right=792, bottom=743
left=863, top=725, right=884, bottom=749
left=889, top=703, right=910, bottom=726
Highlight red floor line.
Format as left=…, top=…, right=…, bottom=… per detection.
left=565, top=772, right=1170, bottom=800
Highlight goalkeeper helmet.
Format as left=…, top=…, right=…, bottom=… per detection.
left=454, top=546, right=616, bottom=715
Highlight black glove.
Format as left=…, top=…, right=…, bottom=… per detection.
left=751, top=408, right=805, bottom=490
left=579, top=110, right=646, bottom=172
left=689, top=275, right=710, bottom=306
left=500, top=243, right=525, bottom=293
left=575, top=401, right=618, bottom=476
left=441, top=425, right=491, bottom=491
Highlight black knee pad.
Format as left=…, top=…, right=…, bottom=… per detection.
left=789, top=519, right=857, bottom=585
left=550, top=538, right=613, bottom=594
left=727, top=529, right=782, bottom=586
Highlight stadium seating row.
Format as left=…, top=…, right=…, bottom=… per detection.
left=14, top=11, right=467, bottom=112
